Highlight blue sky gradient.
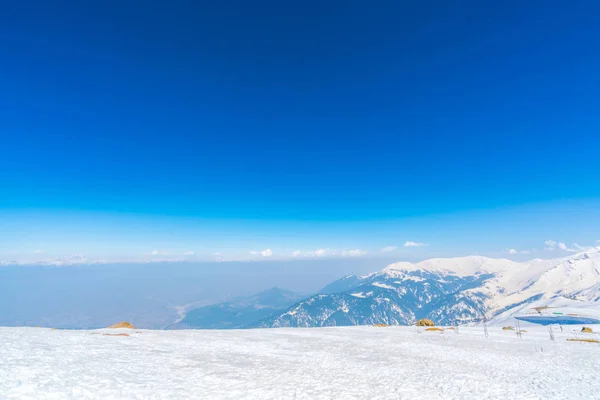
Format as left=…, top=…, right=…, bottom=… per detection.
left=1, top=1, right=599, bottom=263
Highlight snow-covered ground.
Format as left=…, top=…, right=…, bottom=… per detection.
left=487, top=296, right=600, bottom=327
left=1, top=325, right=599, bottom=399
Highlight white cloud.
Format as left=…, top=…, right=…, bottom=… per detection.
left=544, top=240, right=578, bottom=253
left=342, top=249, right=366, bottom=257
left=260, top=248, right=273, bottom=257
left=291, top=248, right=365, bottom=258
left=564, top=244, right=579, bottom=253
left=558, top=243, right=578, bottom=252
left=151, top=250, right=169, bottom=256
left=507, top=248, right=530, bottom=255
left=183, top=251, right=195, bottom=256
left=33, top=249, right=44, bottom=254
left=404, top=241, right=428, bottom=247
left=250, top=249, right=272, bottom=257
left=314, top=249, right=329, bottom=256
left=308, top=248, right=333, bottom=257
left=380, top=246, right=397, bottom=252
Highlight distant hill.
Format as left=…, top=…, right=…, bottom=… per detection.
left=167, top=287, right=305, bottom=329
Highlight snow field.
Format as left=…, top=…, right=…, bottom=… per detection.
left=1, top=325, right=599, bottom=399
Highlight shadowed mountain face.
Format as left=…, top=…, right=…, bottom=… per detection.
left=168, top=287, right=306, bottom=329
left=249, top=270, right=493, bottom=328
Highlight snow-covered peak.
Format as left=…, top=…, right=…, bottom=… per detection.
left=383, top=255, right=514, bottom=277
left=381, top=250, right=600, bottom=312
left=570, top=246, right=600, bottom=260
left=524, top=248, right=600, bottom=299
left=384, top=249, right=600, bottom=281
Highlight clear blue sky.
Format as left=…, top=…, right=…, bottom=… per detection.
left=1, top=1, right=599, bottom=263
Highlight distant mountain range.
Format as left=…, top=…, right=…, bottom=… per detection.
left=251, top=248, right=600, bottom=328
left=166, top=248, right=600, bottom=330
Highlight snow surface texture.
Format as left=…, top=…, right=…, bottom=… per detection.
left=2, top=325, right=600, bottom=399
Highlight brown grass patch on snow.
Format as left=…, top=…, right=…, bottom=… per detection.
left=567, top=338, right=599, bottom=344
left=416, top=319, right=435, bottom=326
left=502, top=326, right=514, bottom=331
left=425, top=327, right=444, bottom=332
left=107, top=322, right=135, bottom=329
left=581, top=327, right=594, bottom=333
left=373, top=323, right=388, bottom=327
left=102, top=333, right=130, bottom=337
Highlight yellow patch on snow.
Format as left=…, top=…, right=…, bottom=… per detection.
left=107, top=322, right=135, bottom=329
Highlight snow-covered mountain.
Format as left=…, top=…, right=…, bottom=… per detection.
left=252, top=248, right=600, bottom=328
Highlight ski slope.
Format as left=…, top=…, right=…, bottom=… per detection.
left=1, top=325, right=599, bottom=399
